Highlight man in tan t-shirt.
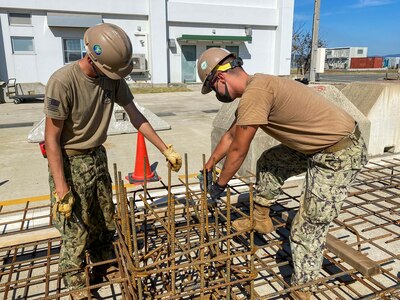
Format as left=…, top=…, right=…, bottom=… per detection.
left=197, top=48, right=368, bottom=299
left=44, top=23, right=181, bottom=300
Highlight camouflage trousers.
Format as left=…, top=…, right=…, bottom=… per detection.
left=49, top=145, right=116, bottom=290
left=256, top=128, right=368, bottom=292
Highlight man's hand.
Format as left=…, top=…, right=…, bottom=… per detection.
left=209, top=181, right=226, bottom=200
left=162, top=144, right=182, bottom=172
left=197, top=169, right=213, bottom=191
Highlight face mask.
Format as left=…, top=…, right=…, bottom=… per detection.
left=216, top=81, right=234, bottom=103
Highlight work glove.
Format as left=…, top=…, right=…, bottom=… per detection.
left=197, top=169, right=213, bottom=191
left=208, top=181, right=226, bottom=200
left=162, top=144, right=182, bottom=172
left=52, top=188, right=75, bottom=221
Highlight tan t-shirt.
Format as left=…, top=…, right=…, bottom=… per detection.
left=44, top=62, right=133, bottom=150
left=236, top=74, right=355, bottom=154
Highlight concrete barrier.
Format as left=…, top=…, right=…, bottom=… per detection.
left=341, top=82, right=400, bottom=156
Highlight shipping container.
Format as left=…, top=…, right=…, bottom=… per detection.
left=350, top=57, right=383, bottom=69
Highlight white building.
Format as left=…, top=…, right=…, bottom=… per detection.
left=325, top=47, right=368, bottom=69
left=0, top=0, right=294, bottom=85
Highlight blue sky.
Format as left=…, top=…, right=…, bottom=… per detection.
left=294, top=0, right=400, bottom=56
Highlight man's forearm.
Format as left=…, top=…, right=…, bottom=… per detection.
left=46, top=141, right=68, bottom=197
left=137, top=122, right=167, bottom=152
left=217, top=148, right=247, bottom=186
left=205, top=132, right=234, bottom=170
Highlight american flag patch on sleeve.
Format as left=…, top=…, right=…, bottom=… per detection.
left=47, top=98, right=60, bottom=112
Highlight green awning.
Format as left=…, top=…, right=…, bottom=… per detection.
left=177, top=34, right=252, bottom=43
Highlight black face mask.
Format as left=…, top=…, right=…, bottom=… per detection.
left=216, top=81, right=234, bottom=103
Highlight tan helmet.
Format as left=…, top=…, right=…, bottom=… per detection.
left=84, top=23, right=133, bottom=80
left=197, top=48, right=235, bottom=94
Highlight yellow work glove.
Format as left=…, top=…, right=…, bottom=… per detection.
left=52, top=188, right=75, bottom=221
left=162, top=144, right=182, bottom=172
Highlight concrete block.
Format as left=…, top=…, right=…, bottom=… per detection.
left=211, top=84, right=371, bottom=176
left=27, top=101, right=171, bottom=143
left=341, top=82, right=400, bottom=156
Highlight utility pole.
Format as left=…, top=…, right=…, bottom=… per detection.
left=309, top=0, right=321, bottom=83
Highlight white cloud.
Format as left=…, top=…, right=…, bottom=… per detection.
left=353, top=0, right=393, bottom=8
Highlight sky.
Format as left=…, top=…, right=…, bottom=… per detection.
left=294, top=0, right=400, bottom=56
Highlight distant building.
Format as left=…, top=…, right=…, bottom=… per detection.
left=325, top=47, right=368, bottom=69
left=384, top=57, right=400, bottom=69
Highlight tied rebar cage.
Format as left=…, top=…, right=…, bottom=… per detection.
left=0, top=155, right=399, bottom=299
left=113, top=154, right=257, bottom=300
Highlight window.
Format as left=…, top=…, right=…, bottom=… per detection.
left=63, top=38, right=86, bottom=63
left=357, top=49, right=363, bottom=55
left=225, top=46, right=239, bottom=57
left=9, top=13, right=31, bottom=25
left=11, top=37, right=34, bottom=53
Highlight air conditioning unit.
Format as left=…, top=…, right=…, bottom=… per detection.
left=131, top=54, right=147, bottom=73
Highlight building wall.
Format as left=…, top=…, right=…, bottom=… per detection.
left=325, top=47, right=368, bottom=69
left=0, top=0, right=294, bottom=84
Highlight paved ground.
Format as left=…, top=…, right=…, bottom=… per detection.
left=0, top=85, right=222, bottom=202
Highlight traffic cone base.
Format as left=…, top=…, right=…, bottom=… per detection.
left=126, top=132, right=160, bottom=185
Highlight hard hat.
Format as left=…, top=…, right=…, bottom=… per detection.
left=197, top=48, right=235, bottom=94
left=84, top=23, right=133, bottom=80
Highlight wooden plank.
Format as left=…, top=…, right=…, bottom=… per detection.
left=0, top=227, right=60, bottom=248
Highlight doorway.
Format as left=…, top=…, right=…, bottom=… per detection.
left=181, top=45, right=196, bottom=83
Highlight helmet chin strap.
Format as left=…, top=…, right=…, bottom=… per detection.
left=88, top=57, right=106, bottom=79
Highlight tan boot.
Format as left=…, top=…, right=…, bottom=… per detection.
left=232, top=204, right=274, bottom=234
left=69, top=290, right=89, bottom=300
left=290, top=290, right=312, bottom=300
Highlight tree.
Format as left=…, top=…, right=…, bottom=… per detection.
left=292, top=23, right=327, bottom=75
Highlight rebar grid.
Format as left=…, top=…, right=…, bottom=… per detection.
left=0, top=156, right=399, bottom=299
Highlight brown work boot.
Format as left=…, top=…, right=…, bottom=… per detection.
left=289, top=290, right=312, bottom=300
left=232, top=203, right=274, bottom=234
left=69, top=289, right=89, bottom=300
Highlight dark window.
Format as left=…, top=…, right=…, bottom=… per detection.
left=226, top=46, right=239, bottom=57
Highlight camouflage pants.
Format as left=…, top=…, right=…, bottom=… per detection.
left=49, top=145, right=116, bottom=289
left=256, top=129, right=368, bottom=292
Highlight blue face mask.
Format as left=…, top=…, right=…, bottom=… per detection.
left=216, top=81, right=234, bottom=103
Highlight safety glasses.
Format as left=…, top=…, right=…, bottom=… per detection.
left=204, top=57, right=243, bottom=91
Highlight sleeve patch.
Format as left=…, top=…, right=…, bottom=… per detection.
left=47, top=97, right=60, bottom=112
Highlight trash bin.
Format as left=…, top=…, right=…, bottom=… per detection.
left=0, top=81, right=6, bottom=104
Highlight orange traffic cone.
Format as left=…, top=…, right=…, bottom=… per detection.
left=126, top=132, right=160, bottom=184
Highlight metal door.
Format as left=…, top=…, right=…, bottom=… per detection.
left=181, top=45, right=196, bottom=83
